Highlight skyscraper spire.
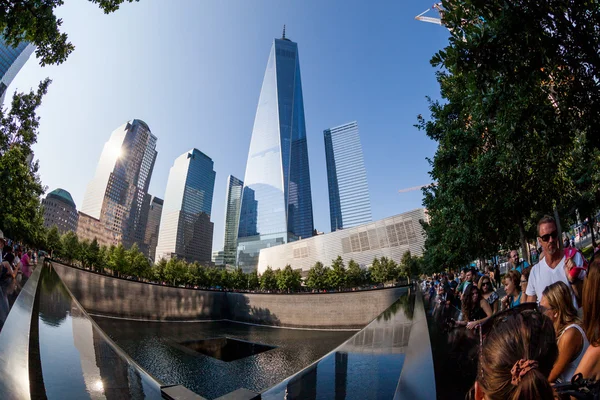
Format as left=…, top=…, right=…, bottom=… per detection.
left=282, top=24, right=286, bottom=39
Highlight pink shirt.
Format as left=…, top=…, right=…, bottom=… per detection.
left=20, top=254, right=31, bottom=277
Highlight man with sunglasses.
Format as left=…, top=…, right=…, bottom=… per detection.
left=525, top=216, right=585, bottom=308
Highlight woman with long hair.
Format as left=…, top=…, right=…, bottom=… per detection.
left=472, top=307, right=558, bottom=400
left=575, top=258, right=600, bottom=380
left=519, top=267, right=531, bottom=299
left=540, top=281, right=589, bottom=383
left=455, top=284, right=493, bottom=330
left=478, top=274, right=499, bottom=314
left=501, top=270, right=523, bottom=310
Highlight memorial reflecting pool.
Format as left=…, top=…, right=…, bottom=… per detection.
left=94, top=317, right=355, bottom=399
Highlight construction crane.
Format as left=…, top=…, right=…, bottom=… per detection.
left=398, top=184, right=434, bottom=194
left=415, top=3, right=444, bottom=26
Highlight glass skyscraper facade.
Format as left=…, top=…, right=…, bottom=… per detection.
left=223, top=175, right=243, bottom=266
left=144, top=196, right=163, bottom=261
left=0, top=37, right=35, bottom=104
left=81, top=119, right=157, bottom=250
left=237, top=32, right=314, bottom=271
left=324, top=121, right=372, bottom=231
left=155, top=149, right=216, bottom=264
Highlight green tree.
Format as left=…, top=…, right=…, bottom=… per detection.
left=205, top=267, right=221, bottom=288
left=96, top=245, right=108, bottom=273
left=46, top=225, right=62, bottom=257
left=260, top=267, right=278, bottom=291
left=0, top=1, right=139, bottom=66
left=108, top=244, right=127, bottom=277
left=78, top=239, right=90, bottom=268
left=369, top=257, right=387, bottom=285
left=327, top=256, right=346, bottom=290
left=246, top=270, right=259, bottom=290
left=276, top=265, right=301, bottom=293
left=153, top=258, right=167, bottom=283
left=61, top=231, right=80, bottom=264
left=0, top=80, right=51, bottom=245
left=305, top=261, right=328, bottom=290
left=418, top=0, right=600, bottom=267
left=231, top=268, right=246, bottom=290
left=127, top=243, right=150, bottom=279
left=346, top=259, right=365, bottom=288
left=88, top=238, right=100, bottom=269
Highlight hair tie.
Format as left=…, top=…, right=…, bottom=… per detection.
left=510, top=359, right=538, bottom=385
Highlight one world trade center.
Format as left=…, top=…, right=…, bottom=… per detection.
left=237, top=28, right=314, bottom=271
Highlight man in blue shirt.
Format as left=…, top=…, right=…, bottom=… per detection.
left=509, top=250, right=530, bottom=273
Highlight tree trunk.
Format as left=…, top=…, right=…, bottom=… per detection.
left=519, top=219, right=531, bottom=265
left=554, top=206, right=563, bottom=251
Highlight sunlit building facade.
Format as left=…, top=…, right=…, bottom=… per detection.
left=223, top=175, right=243, bottom=266
left=155, top=149, right=216, bottom=264
left=324, top=121, right=372, bottom=231
left=0, top=37, right=35, bottom=104
left=42, top=188, right=78, bottom=234
left=237, top=31, right=314, bottom=271
left=80, top=119, right=157, bottom=250
left=257, top=208, right=427, bottom=275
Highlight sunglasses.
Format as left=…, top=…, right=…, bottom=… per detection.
left=520, top=280, right=527, bottom=284
left=539, top=230, right=558, bottom=242
left=482, top=282, right=491, bottom=286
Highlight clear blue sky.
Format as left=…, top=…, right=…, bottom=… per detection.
left=9, top=0, right=448, bottom=251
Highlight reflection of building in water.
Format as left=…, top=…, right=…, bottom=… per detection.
left=92, top=327, right=144, bottom=399
left=71, top=308, right=107, bottom=399
left=257, top=208, right=428, bottom=274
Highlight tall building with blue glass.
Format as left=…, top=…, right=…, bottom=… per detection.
left=237, top=29, right=314, bottom=271
left=155, top=149, right=216, bottom=264
left=324, top=121, right=372, bottom=231
left=0, top=37, right=35, bottom=104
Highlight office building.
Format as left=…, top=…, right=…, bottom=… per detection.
left=223, top=175, right=243, bottom=266
left=324, top=121, right=372, bottom=231
left=0, top=37, right=35, bottom=104
left=144, top=196, right=163, bottom=260
left=237, top=29, right=314, bottom=271
left=77, top=211, right=120, bottom=248
left=212, top=250, right=225, bottom=266
left=155, top=149, right=216, bottom=264
left=42, top=188, right=78, bottom=234
left=257, top=208, right=427, bottom=274
left=81, top=119, right=157, bottom=250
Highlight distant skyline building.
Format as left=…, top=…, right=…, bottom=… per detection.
left=80, top=119, right=157, bottom=251
left=223, top=175, right=243, bottom=266
left=42, top=188, right=78, bottom=234
left=237, top=29, right=314, bottom=271
left=144, top=196, right=163, bottom=260
left=0, top=37, right=35, bottom=104
left=155, top=149, right=216, bottom=264
left=324, top=121, right=372, bottom=231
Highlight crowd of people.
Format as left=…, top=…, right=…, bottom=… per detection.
left=423, top=215, right=600, bottom=399
left=0, top=229, right=37, bottom=283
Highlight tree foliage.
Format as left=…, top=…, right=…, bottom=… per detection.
left=419, top=0, right=600, bottom=270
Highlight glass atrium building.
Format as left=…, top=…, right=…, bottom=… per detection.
left=0, top=36, right=35, bottom=104
left=155, top=149, right=216, bottom=264
left=223, top=175, right=243, bottom=266
left=324, top=121, right=372, bottom=231
left=237, top=31, right=314, bottom=271
left=80, top=119, right=157, bottom=251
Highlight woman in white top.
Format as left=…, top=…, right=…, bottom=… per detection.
left=540, top=281, right=589, bottom=383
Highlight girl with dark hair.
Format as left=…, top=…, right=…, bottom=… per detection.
left=455, top=284, right=493, bottom=329
left=575, top=258, right=600, bottom=380
left=473, top=308, right=558, bottom=400
left=478, top=275, right=499, bottom=314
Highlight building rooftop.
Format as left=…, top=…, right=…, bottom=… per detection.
left=47, top=188, right=76, bottom=209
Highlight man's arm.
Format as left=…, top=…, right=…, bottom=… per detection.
left=2, top=261, right=15, bottom=278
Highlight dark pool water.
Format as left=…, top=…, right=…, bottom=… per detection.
left=94, top=317, right=355, bottom=399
